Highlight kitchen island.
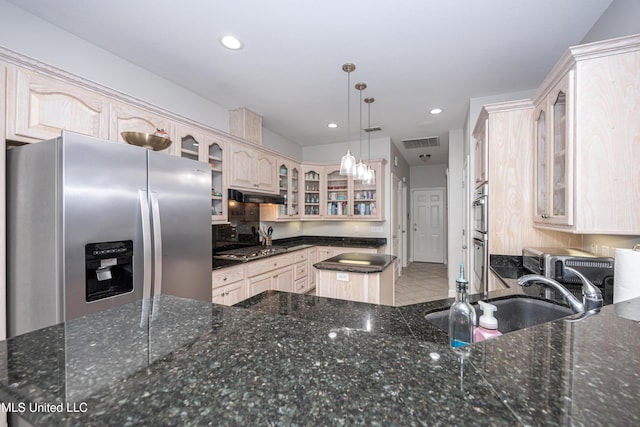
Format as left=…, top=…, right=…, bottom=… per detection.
left=1, top=286, right=639, bottom=425
left=314, top=252, right=397, bottom=305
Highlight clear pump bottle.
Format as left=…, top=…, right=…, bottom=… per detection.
left=448, top=263, right=476, bottom=351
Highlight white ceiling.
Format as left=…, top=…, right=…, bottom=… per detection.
left=8, top=0, right=613, bottom=165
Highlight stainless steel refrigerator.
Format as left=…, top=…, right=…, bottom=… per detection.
left=7, top=130, right=212, bottom=337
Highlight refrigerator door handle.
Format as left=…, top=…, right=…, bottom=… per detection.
left=150, top=192, right=163, bottom=298
left=139, top=190, right=152, bottom=327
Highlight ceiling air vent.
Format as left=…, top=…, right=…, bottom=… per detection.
left=401, top=136, right=440, bottom=149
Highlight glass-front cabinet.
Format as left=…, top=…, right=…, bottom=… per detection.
left=207, top=140, right=226, bottom=222
left=321, top=160, right=385, bottom=221
left=325, top=166, right=351, bottom=219
left=176, top=126, right=227, bottom=223
left=274, top=161, right=300, bottom=219
left=352, top=161, right=381, bottom=219
left=533, top=71, right=573, bottom=227
left=301, top=165, right=323, bottom=219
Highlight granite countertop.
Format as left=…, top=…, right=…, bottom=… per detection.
left=313, top=253, right=396, bottom=273
left=213, top=235, right=387, bottom=270
left=1, top=284, right=639, bottom=425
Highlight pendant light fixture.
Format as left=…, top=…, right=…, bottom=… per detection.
left=364, top=96, right=376, bottom=185
left=339, top=63, right=356, bottom=176
left=355, top=82, right=367, bottom=181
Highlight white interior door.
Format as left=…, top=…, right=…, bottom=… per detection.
left=391, top=175, right=402, bottom=277
left=412, top=188, right=445, bottom=263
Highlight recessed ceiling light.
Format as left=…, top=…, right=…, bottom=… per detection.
left=328, top=123, right=338, bottom=129
left=219, top=35, right=243, bottom=50
left=430, top=108, right=443, bottom=115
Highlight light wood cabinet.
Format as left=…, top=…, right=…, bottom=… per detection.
left=228, top=107, right=262, bottom=145
left=473, top=117, right=488, bottom=187
left=292, top=249, right=311, bottom=293
left=272, top=266, right=294, bottom=292
left=531, top=36, right=640, bottom=234
left=246, top=253, right=295, bottom=297
left=324, top=161, right=385, bottom=221
left=473, top=101, right=581, bottom=256
left=6, top=65, right=110, bottom=143
left=315, top=266, right=394, bottom=305
left=352, top=161, right=383, bottom=219
left=247, top=266, right=294, bottom=296
left=301, top=165, right=324, bottom=219
left=533, top=71, right=574, bottom=226
left=211, top=265, right=246, bottom=306
left=228, top=143, right=277, bottom=193
left=261, top=160, right=301, bottom=220
left=175, top=125, right=228, bottom=223
left=109, top=102, right=174, bottom=153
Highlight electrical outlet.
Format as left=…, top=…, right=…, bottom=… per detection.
left=601, top=246, right=611, bottom=257
left=591, top=244, right=599, bottom=255
left=354, top=225, right=360, bottom=233
left=371, top=226, right=383, bottom=233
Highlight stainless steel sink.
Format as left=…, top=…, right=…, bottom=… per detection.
left=425, top=296, right=574, bottom=334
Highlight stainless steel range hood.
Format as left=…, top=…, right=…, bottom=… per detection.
left=228, top=189, right=285, bottom=204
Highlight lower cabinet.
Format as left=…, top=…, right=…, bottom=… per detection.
left=212, top=246, right=384, bottom=305
left=211, top=265, right=246, bottom=306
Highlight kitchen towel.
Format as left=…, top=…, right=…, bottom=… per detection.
left=613, top=246, right=640, bottom=304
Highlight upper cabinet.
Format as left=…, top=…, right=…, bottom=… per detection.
left=472, top=117, right=488, bottom=188
left=228, top=107, right=262, bottom=145
left=324, top=166, right=351, bottom=219
left=352, top=161, right=383, bottom=219
left=110, top=102, right=174, bottom=154
left=6, top=65, right=110, bottom=143
left=324, top=161, right=385, bottom=221
left=176, top=125, right=228, bottom=223
left=228, top=143, right=277, bottom=194
left=276, top=161, right=301, bottom=219
left=533, top=72, right=573, bottom=227
left=531, top=35, right=640, bottom=234
left=301, top=165, right=324, bottom=219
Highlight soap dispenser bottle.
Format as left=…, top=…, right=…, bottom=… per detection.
left=448, top=263, right=476, bottom=350
left=474, top=300, right=502, bottom=342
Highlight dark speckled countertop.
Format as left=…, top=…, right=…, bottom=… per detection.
left=1, top=282, right=640, bottom=425
left=314, top=253, right=396, bottom=273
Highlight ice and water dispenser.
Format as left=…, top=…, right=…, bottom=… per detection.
left=85, top=240, right=134, bottom=302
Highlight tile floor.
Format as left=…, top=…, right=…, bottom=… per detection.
left=394, top=262, right=450, bottom=306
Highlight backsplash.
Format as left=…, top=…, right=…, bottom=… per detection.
left=583, top=234, right=640, bottom=256
left=212, top=202, right=260, bottom=252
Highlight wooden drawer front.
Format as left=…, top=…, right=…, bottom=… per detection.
left=246, top=254, right=294, bottom=277
left=294, top=261, right=308, bottom=280
left=292, top=250, right=309, bottom=263
left=294, top=277, right=307, bottom=293
left=211, top=265, right=245, bottom=288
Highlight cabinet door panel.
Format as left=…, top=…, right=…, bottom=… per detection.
left=7, top=66, right=110, bottom=142
left=110, top=102, right=174, bottom=154
left=230, top=145, right=256, bottom=189
left=256, top=153, right=277, bottom=192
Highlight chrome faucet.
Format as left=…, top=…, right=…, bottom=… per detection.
left=517, top=267, right=603, bottom=314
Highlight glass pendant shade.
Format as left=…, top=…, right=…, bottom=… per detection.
left=364, top=165, right=375, bottom=184
left=340, top=149, right=356, bottom=175
left=355, top=160, right=367, bottom=180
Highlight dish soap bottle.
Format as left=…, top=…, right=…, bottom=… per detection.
left=449, top=263, right=476, bottom=350
left=474, top=301, right=502, bottom=342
